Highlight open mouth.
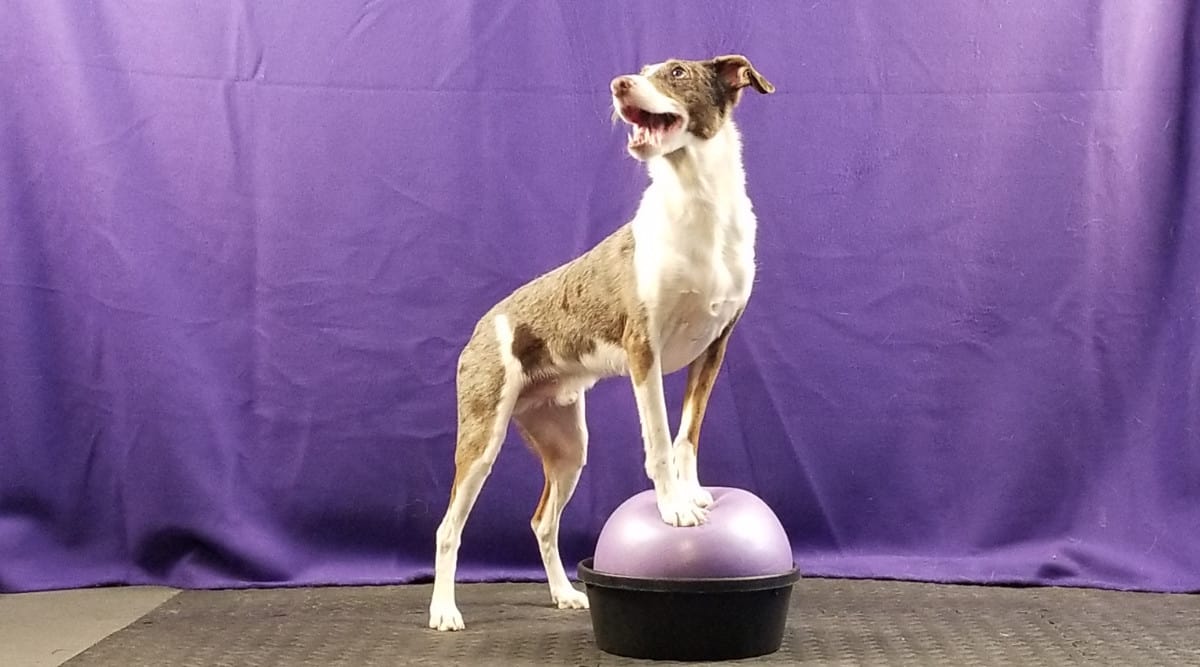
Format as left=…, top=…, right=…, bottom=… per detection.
left=620, top=106, right=683, bottom=149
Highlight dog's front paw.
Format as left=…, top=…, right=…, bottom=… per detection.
left=429, top=601, right=465, bottom=631
left=552, top=586, right=589, bottom=610
left=686, top=484, right=715, bottom=508
left=658, top=495, right=709, bottom=527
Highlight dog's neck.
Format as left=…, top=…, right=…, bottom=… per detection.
left=644, top=120, right=747, bottom=225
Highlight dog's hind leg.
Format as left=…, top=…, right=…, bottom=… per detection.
left=514, top=392, right=590, bottom=610
left=429, top=320, right=520, bottom=631
left=428, top=388, right=514, bottom=631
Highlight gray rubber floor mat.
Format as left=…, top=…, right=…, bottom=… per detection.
left=66, top=578, right=1199, bottom=666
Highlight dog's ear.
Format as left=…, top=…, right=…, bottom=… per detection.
left=711, top=55, right=775, bottom=95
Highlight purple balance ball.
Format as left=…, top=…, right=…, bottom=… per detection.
left=578, top=486, right=800, bottom=661
left=593, top=487, right=794, bottom=578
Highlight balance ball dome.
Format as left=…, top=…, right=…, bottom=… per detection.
left=592, top=487, right=793, bottom=579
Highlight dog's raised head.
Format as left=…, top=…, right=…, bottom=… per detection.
left=611, top=54, right=774, bottom=160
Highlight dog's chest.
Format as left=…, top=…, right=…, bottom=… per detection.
left=654, top=279, right=743, bottom=374
left=634, top=208, right=754, bottom=375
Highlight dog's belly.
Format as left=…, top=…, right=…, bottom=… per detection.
left=514, top=339, right=627, bottom=413
left=516, top=374, right=598, bottom=413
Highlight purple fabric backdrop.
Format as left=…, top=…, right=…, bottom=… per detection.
left=2, top=2, right=1197, bottom=594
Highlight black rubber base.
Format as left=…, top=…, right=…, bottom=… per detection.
left=577, top=558, right=801, bottom=661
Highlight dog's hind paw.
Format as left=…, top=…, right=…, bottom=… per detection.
left=428, top=602, right=465, bottom=631
left=552, top=587, right=589, bottom=610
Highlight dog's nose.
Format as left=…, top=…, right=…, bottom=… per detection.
left=611, top=76, right=634, bottom=95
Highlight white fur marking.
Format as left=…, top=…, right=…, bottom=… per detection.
left=623, top=109, right=757, bottom=525
left=578, top=339, right=629, bottom=377
left=631, top=121, right=755, bottom=375
left=630, top=358, right=708, bottom=527
left=623, top=74, right=684, bottom=116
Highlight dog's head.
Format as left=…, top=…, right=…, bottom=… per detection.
left=611, top=54, right=774, bottom=160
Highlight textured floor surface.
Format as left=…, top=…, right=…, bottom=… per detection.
left=64, top=579, right=1198, bottom=666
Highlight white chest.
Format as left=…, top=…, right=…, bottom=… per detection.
left=632, top=194, right=756, bottom=375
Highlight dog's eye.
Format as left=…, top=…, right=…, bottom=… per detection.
left=671, top=66, right=686, bottom=78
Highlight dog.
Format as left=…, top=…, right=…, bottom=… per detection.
left=428, top=54, right=774, bottom=631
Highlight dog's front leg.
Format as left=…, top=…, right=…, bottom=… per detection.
left=626, top=332, right=708, bottom=527
left=674, top=313, right=740, bottom=508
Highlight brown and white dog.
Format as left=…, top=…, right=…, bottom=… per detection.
left=429, top=55, right=774, bottom=631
